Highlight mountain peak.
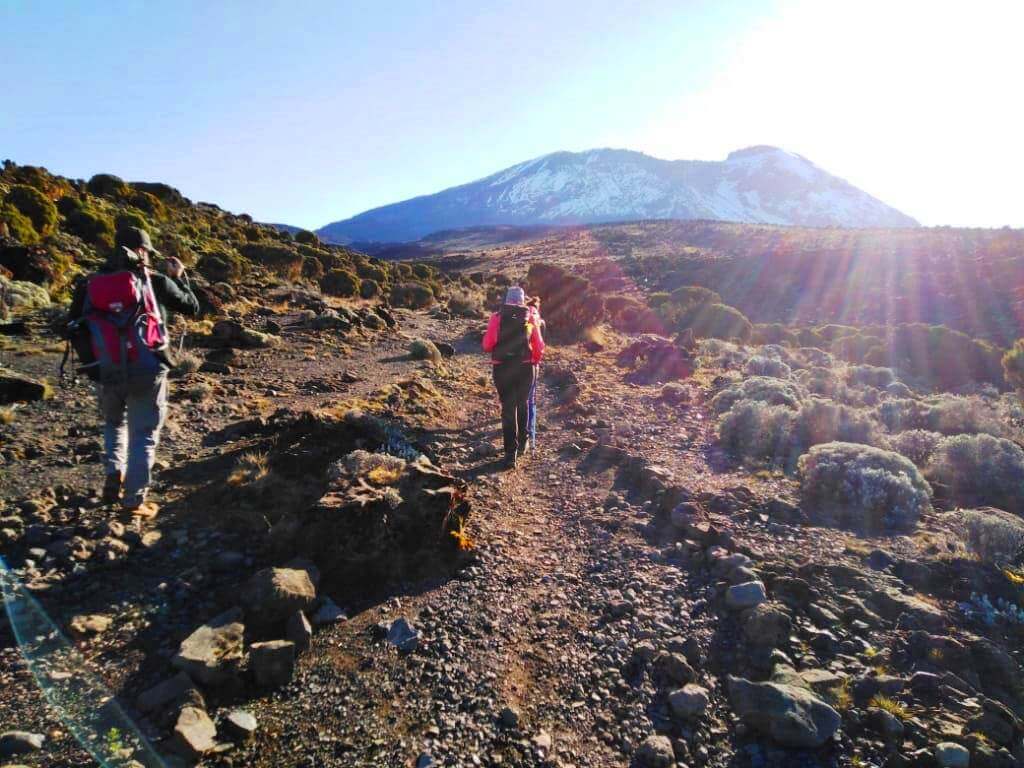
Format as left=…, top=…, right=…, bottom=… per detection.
left=319, top=147, right=917, bottom=243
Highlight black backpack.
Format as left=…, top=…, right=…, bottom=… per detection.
left=494, top=305, right=530, bottom=362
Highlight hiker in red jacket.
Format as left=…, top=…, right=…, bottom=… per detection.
left=482, top=286, right=545, bottom=469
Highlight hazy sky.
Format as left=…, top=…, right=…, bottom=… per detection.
left=2, top=0, right=1021, bottom=229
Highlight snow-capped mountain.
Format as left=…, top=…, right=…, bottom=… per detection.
left=318, top=146, right=917, bottom=243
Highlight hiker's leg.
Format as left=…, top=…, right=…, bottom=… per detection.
left=514, top=364, right=535, bottom=454
left=527, top=365, right=538, bottom=447
left=123, top=372, right=168, bottom=505
left=97, top=383, right=128, bottom=478
left=493, top=364, right=517, bottom=459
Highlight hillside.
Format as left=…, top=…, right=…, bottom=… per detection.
left=318, top=146, right=918, bottom=243
left=3, top=162, right=1024, bottom=768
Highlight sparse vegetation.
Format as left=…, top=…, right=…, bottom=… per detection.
left=927, top=433, right=1024, bottom=514
left=390, top=281, right=435, bottom=309
left=957, top=508, right=1024, bottom=566
left=3, top=185, right=58, bottom=238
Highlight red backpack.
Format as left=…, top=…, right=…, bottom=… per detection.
left=66, top=269, right=168, bottom=382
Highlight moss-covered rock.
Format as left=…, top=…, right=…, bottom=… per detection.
left=0, top=202, right=39, bottom=243
left=86, top=173, right=129, bottom=198
left=3, top=185, right=58, bottom=238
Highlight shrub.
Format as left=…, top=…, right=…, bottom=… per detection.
left=799, top=366, right=846, bottom=399
left=957, top=508, right=1024, bottom=565
left=927, top=434, right=1024, bottom=514
left=0, top=203, right=39, bottom=243
left=3, top=185, right=58, bottom=237
left=718, top=400, right=797, bottom=466
left=1003, top=339, right=1024, bottom=391
left=798, top=347, right=834, bottom=368
left=447, top=289, right=482, bottom=317
left=753, top=323, right=799, bottom=346
left=86, top=173, right=128, bottom=198
left=411, top=263, right=435, bottom=280
left=239, top=243, right=304, bottom=281
left=321, top=268, right=359, bottom=297
left=409, top=339, right=441, bottom=361
left=923, top=395, right=1005, bottom=438
left=831, top=334, right=882, bottom=364
left=606, top=295, right=664, bottom=333
left=712, top=376, right=806, bottom=414
left=648, top=291, right=671, bottom=308
left=886, top=381, right=914, bottom=398
left=114, top=208, right=150, bottom=235
left=300, top=255, right=324, bottom=281
left=295, top=229, right=319, bottom=245
left=197, top=251, right=246, bottom=283
left=744, top=355, right=791, bottom=379
left=798, top=442, right=932, bottom=532
left=64, top=205, right=115, bottom=248
left=390, top=280, right=435, bottom=309
left=815, top=324, right=859, bottom=342
left=846, top=365, right=896, bottom=389
left=889, top=430, right=944, bottom=467
left=875, top=398, right=926, bottom=432
left=793, top=398, right=885, bottom=451
left=360, top=279, right=380, bottom=299
left=886, top=323, right=1005, bottom=390
left=526, top=262, right=604, bottom=342
left=686, top=303, right=752, bottom=342
left=356, top=261, right=388, bottom=283
left=131, top=181, right=186, bottom=206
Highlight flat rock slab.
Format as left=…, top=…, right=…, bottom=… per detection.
left=241, top=567, right=316, bottom=625
left=172, top=607, right=245, bottom=686
left=728, top=675, right=841, bottom=748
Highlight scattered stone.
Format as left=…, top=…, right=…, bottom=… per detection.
left=728, top=675, right=841, bottom=748
left=286, top=611, right=313, bottom=654
left=653, top=652, right=695, bottom=685
left=312, top=598, right=347, bottom=626
left=742, top=602, right=791, bottom=647
left=69, top=613, right=112, bottom=636
left=868, top=707, right=905, bottom=741
left=250, top=640, right=296, bottom=688
left=171, top=607, right=245, bottom=686
left=531, top=730, right=553, bottom=756
left=240, top=567, right=316, bottom=625
left=935, top=742, right=970, bottom=768
left=137, top=672, right=197, bottom=714
left=172, top=706, right=217, bottom=759
left=409, top=339, right=441, bottom=362
left=387, top=617, right=420, bottom=653
left=0, top=731, right=44, bottom=757
left=725, top=580, right=767, bottom=611
left=635, top=733, right=675, bottom=767
left=669, top=684, right=710, bottom=721
left=224, top=710, right=258, bottom=742
left=0, top=369, right=50, bottom=404
left=499, top=706, right=521, bottom=729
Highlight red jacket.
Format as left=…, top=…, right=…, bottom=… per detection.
left=482, top=308, right=545, bottom=364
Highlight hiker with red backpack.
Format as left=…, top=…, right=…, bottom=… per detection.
left=66, top=227, right=199, bottom=516
left=482, top=286, right=544, bottom=469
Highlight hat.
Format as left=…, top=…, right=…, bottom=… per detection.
left=504, top=286, right=526, bottom=306
left=115, top=226, right=160, bottom=256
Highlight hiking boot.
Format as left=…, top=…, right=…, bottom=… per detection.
left=123, top=500, right=160, bottom=520
left=503, top=454, right=517, bottom=471
left=101, top=472, right=123, bottom=504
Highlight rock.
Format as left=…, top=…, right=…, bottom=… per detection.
left=286, top=611, right=313, bottom=655
left=0, top=369, right=50, bottom=405
left=434, top=341, right=455, bottom=358
left=211, top=319, right=280, bottom=349
left=240, top=567, right=316, bottom=625
left=0, top=731, right=44, bottom=757
left=312, top=598, right=347, bottom=626
left=728, top=675, right=842, bottom=748
left=935, top=742, right=970, bottom=768
left=868, top=707, right=905, bottom=741
left=224, top=710, right=258, bottom=742
left=172, top=706, right=217, bottom=759
left=742, top=602, right=791, bottom=647
left=970, top=638, right=1022, bottom=700
left=635, top=734, right=675, bottom=767
left=669, top=684, right=710, bottom=721
left=725, top=580, right=767, bottom=611
left=250, top=640, right=296, bottom=688
left=531, top=730, right=553, bottom=755
left=653, top=652, right=695, bottom=685
left=869, top=585, right=947, bottom=630
left=387, top=617, right=420, bottom=653
left=416, top=753, right=435, bottom=768
left=69, top=613, right=112, bottom=636
left=499, top=706, right=521, bottom=729
left=171, top=607, right=245, bottom=685
left=137, top=672, right=198, bottom=714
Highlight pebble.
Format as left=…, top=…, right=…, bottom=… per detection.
left=0, top=731, right=45, bottom=757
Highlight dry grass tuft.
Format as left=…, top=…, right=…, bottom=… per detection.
left=228, top=451, right=270, bottom=487
left=0, top=406, right=15, bottom=425
left=827, top=678, right=853, bottom=711
left=868, top=694, right=909, bottom=720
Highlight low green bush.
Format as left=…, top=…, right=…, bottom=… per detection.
left=798, top=441, right=932, bottom=532
left=711, top=376, right=806, bottom=414
left=743, top=355, right=791, bottom=379
left=845, top=364, right=896, bottom=389
left=390, top=280, right=435, bottom=309
left=718, top=400, right=797, bottom=466
left=64, top=205, right=115, bottom=249
left=957, top=508, right=1024, bottom=565
left=447, top=289, right=483, bottom=317
left=86, top=173, right=128, bottom=198
left=321, top=268, right=360, bottom=297
left=114, top=208, right=150, bottom=235
left=927, top=434, right=1024, bottom=514
left=0, top=203, right=39, bottom=243
left=295, top=229, right=319, bottom=245
left=686, top=302, right=752, bottom=342
left=301, top=255, right=325, bottom=281
left=360, top=278, right=380, bottom=299
left=4, top=185, right=58, bottom=237
left=239, top=242, right=304, bottom=281
left=889, top=429, right=943, bottom=467
left=1003, top=339, right=1024, bottom=392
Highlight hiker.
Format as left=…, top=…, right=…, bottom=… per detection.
left=525, top=296, right=545, bottom=451
left=482, top=286, right=544, bottom=469
left=67, top=227, right=199, bottom=516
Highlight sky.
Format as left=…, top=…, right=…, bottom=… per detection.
left=2, top=0, right=1022, bottom=229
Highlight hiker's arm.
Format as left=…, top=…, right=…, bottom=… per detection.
left=482, top=314, right=500, bottom=353
left=530, top=321, right=545, bottom=364
left=154, top=273, right=200, bottom=317
left=67, top=280, right=86, bottom=320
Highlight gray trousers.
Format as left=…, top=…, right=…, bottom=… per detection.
left=97, top=371, right=168, bottom=505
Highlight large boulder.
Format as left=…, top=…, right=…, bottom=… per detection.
left=171, top=608, right=245, bottom=685
left=728, top=675, right=842, bottom=748
left=240, top=568, right=316, bottom=625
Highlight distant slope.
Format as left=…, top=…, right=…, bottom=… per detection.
left=318, top=146, right=918, bottom=243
